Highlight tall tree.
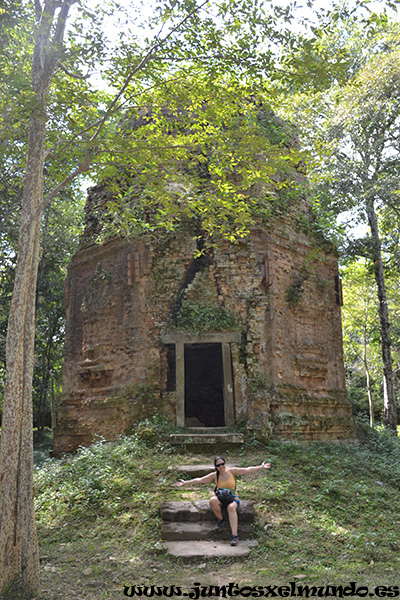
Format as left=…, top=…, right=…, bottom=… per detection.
left=0, top=2, right=77, bottom=593
left=315, top=50, right=400, bottom=432
left=277, top=21, right=400, bottom=432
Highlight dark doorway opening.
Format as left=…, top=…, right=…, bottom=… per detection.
left=184, top=343, right=225, bottom=427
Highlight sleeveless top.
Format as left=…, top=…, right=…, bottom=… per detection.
left=215, top=468, right=236, bottom=491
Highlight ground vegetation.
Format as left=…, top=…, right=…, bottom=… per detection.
left=26, top=418, right=400, bottom=600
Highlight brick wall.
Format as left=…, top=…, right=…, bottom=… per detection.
left=53, top=220, right=355, bottom=455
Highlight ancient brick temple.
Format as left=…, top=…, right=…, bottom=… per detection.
left=54, top=189, right=355, bottom=454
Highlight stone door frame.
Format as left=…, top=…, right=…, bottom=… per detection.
left=161, top=332, right=240, bottom=428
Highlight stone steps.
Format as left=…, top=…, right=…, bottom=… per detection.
left=184, top=427, right=228, bottom=433
left=162, top=520, right=253, bottom=541
left=169, top=432, right=244, bottom=449
left=160, top=499, right=257, bottom=560
left=163, top=540, right=258, bottom=561
left=161, top=499, right=255, bottom=522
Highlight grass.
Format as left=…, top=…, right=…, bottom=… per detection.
left=30, top=419, right=400, bottom=599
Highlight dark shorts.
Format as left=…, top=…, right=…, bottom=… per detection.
left=214, top=490, right=240, bottom=508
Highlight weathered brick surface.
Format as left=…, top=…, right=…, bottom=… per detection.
left=54, top=216, right=355, bottom=455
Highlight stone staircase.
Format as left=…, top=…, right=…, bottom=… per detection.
left=161, top=465, right=258, bottom=560
left=169, top=429, right=244, bottom=451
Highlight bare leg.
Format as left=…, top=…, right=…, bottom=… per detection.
left=227, top=502, right=238, bottom=535
left=210, top=495, right=223, bottom=520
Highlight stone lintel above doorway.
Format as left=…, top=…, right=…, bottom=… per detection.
left=161, top=332, right=241, bottom=345
left=161, top=332, right=239, bottom=428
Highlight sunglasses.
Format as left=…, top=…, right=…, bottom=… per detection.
left=215, top=462, right=225, bottom=467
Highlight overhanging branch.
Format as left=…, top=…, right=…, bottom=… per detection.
left=57, top=60, right=90, bottom=79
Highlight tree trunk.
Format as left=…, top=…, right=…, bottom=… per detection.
left=366, top=203, right=397, bottom=432
left=362, top=327, right=374, bottom=428
left=0, top=2, right=72, bottom=594
left=51, top=377, right=57, bottom=431
left=0, top=110, right=44, bottom=596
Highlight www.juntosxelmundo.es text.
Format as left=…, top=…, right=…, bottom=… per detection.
left=122, top=582, right=400, bottom=598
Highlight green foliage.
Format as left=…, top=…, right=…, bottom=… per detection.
left=278, top=18, right=400, bottom=426
left=341, top=258, right=400, bottom=422
left=1, top=0, right=306, bottom=248
left=285, top=272, right=309, bottom=306
left=135, top=415, right=179, bottom=441
left=284, top=250, right=325, bottom=306
left=247, top=370, right=271, bottom=391
left=33, top=428, right=54, bottom=468
left=34, top=417, right=175, bottom=524
left=0, top=188, right=85, bottom=422
left=172, top=302, right=238, bottom=333
left=93, top=82, right=303, bottom=247
left=277, top=5, right=399, bottom=94
left=276, top=19, right=400, bottom=249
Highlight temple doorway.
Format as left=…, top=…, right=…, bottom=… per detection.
left=162, top=332, right=238, bottom=429
left=184, top=343, right=225, bottom=427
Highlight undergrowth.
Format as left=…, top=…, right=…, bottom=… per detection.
left=32, top=417, right=400, bottom=600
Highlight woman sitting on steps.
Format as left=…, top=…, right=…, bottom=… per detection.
left=174, top=456, right=271, bottom=547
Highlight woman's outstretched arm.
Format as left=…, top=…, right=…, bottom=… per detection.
left=173, top=472, right=215, bottom=487
left=230, top=461, right=271, bottom=476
